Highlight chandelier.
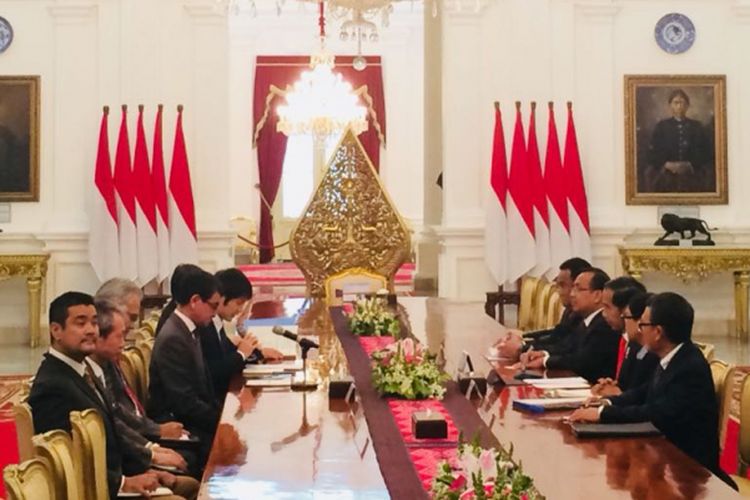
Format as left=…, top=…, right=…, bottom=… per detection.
left=276, top=1, right=368, bottom=139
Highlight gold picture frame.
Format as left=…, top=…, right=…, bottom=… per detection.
left=625, top=74, right=726, bottom=205
left=0, top=75, right=39, bottom=202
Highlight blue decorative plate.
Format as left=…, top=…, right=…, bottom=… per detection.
left=655, top=13, right=695, bottom=54
left=0, top=16, right=12, bottom=54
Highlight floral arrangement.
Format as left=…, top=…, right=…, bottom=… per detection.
left=347, top=295, right=400, bottom=337
left=431, top=439, right=540, bottom=500
left=371, top=338, right=449, bottom=399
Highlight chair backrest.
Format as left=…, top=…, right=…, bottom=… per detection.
left=324, top=267, right=389, bottom=306
left=12, top=402, right=34, bottom=464
left=695, top=341, right=715, bottom=361
left=532, top=282, right=554, bottom=331
left=120, top=348, right=146, bottom=405
left=710, top=359, right=731, bottom=406
left=133, top=341, right=152, bottom=406
left=517, top=276, right=541, bottom=331
left=545, top=290, right=563, bottom=329
left=32, top=429, right=79, bottom=500
left=70, top=409, right=109, bottom=500
left=2, top=457, right=55, bottom=500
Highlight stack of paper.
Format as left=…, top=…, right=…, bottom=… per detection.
left=513, top=397, right=588, bottom=413
left=526, top=377, right=590, bottom=390
left=243, top=359, right=303, bottom=378
left=244, top=373, right=294, bottom=387
left=544, top=388, right=592, bottom=399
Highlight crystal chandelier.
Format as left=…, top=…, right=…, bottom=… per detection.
left=276, top=1, right=368, bottom=139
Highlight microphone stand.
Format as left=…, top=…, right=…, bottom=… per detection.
left=291, top=342, right=318, bottom=391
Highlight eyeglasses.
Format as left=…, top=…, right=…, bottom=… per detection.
left=637, top=322, right=657, bottom=330
left=621, top=314, right=636, bottom=320
left=203, top=299, right=220, bottom=311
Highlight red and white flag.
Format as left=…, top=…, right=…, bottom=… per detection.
left=113, top=105, right=138, bottom=280
left=152, top=104, right=171, bottom=283
left=506, top=103, right=536, bottom=283
left=133, top=105, right=158, bottom=285
left=484, top=103, right=508, bottom=285
left=526, top=103, right=550, bottom=278
left=563, top=102, right=591, bottom=261
left=544, top=102, right=572, bottom=279
left=89, top=106, right=120, bottom=282
left=169, top=105, right=198, bottom=268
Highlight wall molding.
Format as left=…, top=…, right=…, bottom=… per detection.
left=47, top=3, right=98, bottom=23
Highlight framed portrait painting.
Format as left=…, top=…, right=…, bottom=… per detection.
left=0, top=75, right=39, bottom=201
left=624, top=74, right=726, bottom=205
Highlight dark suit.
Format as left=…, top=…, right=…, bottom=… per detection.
left=155, top=299, right=178, bottom=337
left=602, top=342, right=733, bottom=487
left=616, top=340, right=659, bottom=392
left=198, top=320, right=244, bottom=402
left=545, top=311, right=620, bottom=383
left=29, top=354, right=140, bottom=499
left=523, top=308, right=584, bottom=356
left=148, top=313, right=219, bottom=448
left=102, top=360, right=161, bottom=439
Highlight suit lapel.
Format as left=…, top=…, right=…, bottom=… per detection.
left=46, top=355, right=112, bottom=416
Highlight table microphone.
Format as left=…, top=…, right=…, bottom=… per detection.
left=272, top=326, right=319, bottom=349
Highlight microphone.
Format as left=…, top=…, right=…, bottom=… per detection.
left=272, top=326, right=319, bottom=349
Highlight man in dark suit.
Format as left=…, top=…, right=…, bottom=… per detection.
left=87, top=300, right=201, bottom=497
left=148, top=267, right=221, bottom=467
left=524, top=268, right=621, bottom=383
left=198, top=268, right=282, bottom=402
left=593, top=289, right=659, bottom=396
left=28, top=292, right=162, bottom=499
left=495, top=257, right=591, bottom=360
left=570, top=292, right=737, bottom=490
left=155, top=264, right=201, bottom=336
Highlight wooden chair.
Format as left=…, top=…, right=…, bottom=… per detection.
left=70, top=409, right=109, bottom=500
left=545, top=289, right=563, bottom=329
left=119, top=349, right=145, bottom=406
left=3, top=457, right=55, bottom=500
left=32, top=429, right=80, bottom=500
left=695, top=341, right=715, bottom=361
left=710, top=359, right=731, bottom=407
left=133, top=341, right=152, bottom=407
left=731, top=374, right=750, bottom=494
left=13, top=403, right=35, bottom=463
left=324, top=267, right=389, bottom=306
left=517, top=276, right=541, bottom=331
left=532, top=282, right=554, bottom=331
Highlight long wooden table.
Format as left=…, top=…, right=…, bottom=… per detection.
left=200, top=297, right=741, bottom=499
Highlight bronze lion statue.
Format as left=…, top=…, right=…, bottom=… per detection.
left=656, top=213, right=715, bottom=245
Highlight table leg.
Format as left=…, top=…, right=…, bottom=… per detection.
left=27, top=276, right=42, bottom=348
left=733, top=271, right=750, bottom=341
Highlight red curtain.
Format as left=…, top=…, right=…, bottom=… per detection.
left=253, top=55, right=386, bottom=263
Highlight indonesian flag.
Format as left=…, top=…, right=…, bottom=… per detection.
left=152, top=105, right=171, bottom=283
left=133, top=105, right=158, bottom=286
left=484, top=103, right=508, bottom=285
left=113, top=105, right=138, bottom=280
left=169, top=105, right=198, bottom=268
left=544, top=102, right=572, bottom=279
left=526, top=103, right=550, bottom=278
left=506, top=102, right=536, bottom=283
left=563, top=102, right=591, bottom=261
left=89, top=106, right=120, bottom=282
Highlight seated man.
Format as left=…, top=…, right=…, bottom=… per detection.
left=593, top=290, right=659, bottom=397
left=87, top=299, right=200, bottom=495
left=148, top=266, right=221, bottom=467
left=570, top=292, right=737, bottom=489
left=523, top=268, right=621, bottom=382
left=28, top=292, right=184, bottom=499
left=95, top=279, right=186, bottom=442
left=495, top=257, right=591, bottom=360
left=199, top=268, right=283, bottom=402
left=155, top=264, right=200, bottom=337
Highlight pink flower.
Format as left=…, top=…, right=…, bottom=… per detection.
left=449, top=474, right=467, bottom=491
left=478, top=449, right=496, bottom=479
left=402, top=338, right=416, bottom=362
left=520, top=494, right=529, bottom=500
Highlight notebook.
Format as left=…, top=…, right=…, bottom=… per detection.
left=570, top=422, right=661, bottom=438
left=119, top=486, right=173, bottom=497
left=513, top=397, right=588, bottom=413
left=243, top=359, right=303, bottom=377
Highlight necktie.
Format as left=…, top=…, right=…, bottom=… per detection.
left=615, top=337, right=627, bottom=380
left=83, top=363, right=105, bottom=404
left=116, top=363, right=146, bottom=416
left=652, top=363, right=665, bottom=388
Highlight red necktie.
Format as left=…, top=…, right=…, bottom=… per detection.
left=615, top=337, right=627, bottom=379
left=116, top=362, right=146, bottom=416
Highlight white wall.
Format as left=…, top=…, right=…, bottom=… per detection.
left=0, top=0, right=235, bottom=344
left=436, top=0, right=750, bottom=333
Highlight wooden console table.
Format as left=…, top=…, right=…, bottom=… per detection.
left=619, top=246, right=750, bottom=339
left=0, top=254, right=50, bottom=347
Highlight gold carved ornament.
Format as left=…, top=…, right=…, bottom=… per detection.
left=619, top=247, right=750, bottom=283
left=289, top=127, right=410, bottom=298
